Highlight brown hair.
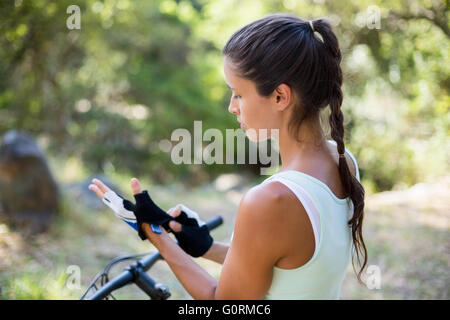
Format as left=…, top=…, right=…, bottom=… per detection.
left=223, top=13, right=367, bottom=282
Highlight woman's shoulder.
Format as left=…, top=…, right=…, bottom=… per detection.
left=238, top=180, right=308, bottom=228
left=235, top=179, right=314, bottom=265
left=242, top=180, right=302, bottom=210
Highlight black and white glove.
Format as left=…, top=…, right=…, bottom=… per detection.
left=101, top=189, right=139, bottom=231
left=101, top=189, right=213, bottom=257
left=132, top=191, right=213, bottom=257
left=101, top=189, right=163, bottom=234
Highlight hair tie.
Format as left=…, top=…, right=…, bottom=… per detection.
left=339, top=153, right=345, bottom=159
left=309, top=20, right=315, bottom=33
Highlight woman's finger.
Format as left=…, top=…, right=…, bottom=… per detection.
left=88, top=184, right=104, bottom=199
left=167, top=204, right=183, bottom=218
left=167, top=207, right=176, bottom=216
left=169, top=220, right=182, bottom=233
left=130, top=177, right=142, bottom=195
left=92, top=178, right=110, bottom=193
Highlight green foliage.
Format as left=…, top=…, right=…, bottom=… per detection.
left=0, top=0, right=448, bottom=190
left=1, top=268, right=76, bottom=300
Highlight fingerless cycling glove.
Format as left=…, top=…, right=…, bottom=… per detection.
left=172, top=205, right=213, bottom=257
left=102, top=190, right=138, bottom=231
left=102, top=190, right=161, bottom=234
left=132, top=190, right=174, bottom=240
left=132, top=192, right=213, bottom=257
left=102, top=189, right=213, bottom=257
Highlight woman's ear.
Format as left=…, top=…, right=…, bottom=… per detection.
left=273, top=83, right=291, bottom=111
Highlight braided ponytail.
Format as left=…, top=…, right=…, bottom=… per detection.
left=313, top=19, right=368, bottom=282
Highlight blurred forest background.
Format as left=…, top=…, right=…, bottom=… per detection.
left=0, top=0, right=448, bottom=299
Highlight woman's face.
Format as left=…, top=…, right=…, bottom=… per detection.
left=223, top=57, right=280, bottom=142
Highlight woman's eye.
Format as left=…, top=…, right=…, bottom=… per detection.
left=232, top=94, right=241, bottom=99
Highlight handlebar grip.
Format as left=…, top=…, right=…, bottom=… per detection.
left=205, top=215, right=223, bottom=231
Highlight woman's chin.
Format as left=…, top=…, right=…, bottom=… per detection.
left=244, top=128, right=272, bottom=143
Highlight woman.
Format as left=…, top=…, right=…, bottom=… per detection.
left=90, top=13, right=367, bottom=299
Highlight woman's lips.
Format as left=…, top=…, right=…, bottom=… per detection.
left=238, top=119, right=246, bottom=129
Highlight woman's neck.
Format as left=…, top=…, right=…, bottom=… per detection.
left=277, top=117, right=328, bottom=171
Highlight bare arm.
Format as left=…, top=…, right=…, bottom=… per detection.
left=202, top=241, right=229, bottom=264
left=143, top=223, right=218, bottom=299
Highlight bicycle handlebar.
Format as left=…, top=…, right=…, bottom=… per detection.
left=86, top=215, right=223, bottom=300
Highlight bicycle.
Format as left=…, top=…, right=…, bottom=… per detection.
left=80, top=215, right=223, bottom=300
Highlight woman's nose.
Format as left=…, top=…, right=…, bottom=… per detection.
left=228, top=99, right=239, bottom=115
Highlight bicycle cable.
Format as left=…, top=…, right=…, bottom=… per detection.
left=80, top=252, right=151, bottom=300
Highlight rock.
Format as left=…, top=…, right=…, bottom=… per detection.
left=0, top=130, right=59, bottom=234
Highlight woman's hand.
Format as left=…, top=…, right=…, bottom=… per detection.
left=128, top=178, right=175, bottom=239
left=90, top=177, right=213, bottom=256
left=88, top=177, right=172, bottom=238
left=165, top=204, right=214, bottom=258
left=88, top=178, right=138, bottom=230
